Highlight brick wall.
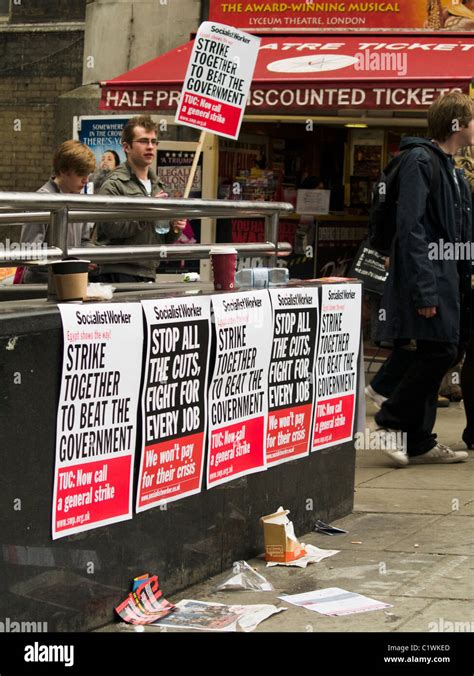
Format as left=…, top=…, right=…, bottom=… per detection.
left=0, top=31, right=84, bottom=194
left=0, top=28, right=84, bottom=243
left=10, top=0, right=86, bottom=24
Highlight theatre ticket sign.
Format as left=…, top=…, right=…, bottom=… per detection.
left=208, top=1, right=471, bottom=32
left=176, top=21, right=260, bottom=139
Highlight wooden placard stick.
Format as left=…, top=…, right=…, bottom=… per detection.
left=183, top=130, right=207, bottom=199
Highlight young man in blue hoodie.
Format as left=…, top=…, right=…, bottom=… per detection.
left=373, top=91, right=474, bottom=467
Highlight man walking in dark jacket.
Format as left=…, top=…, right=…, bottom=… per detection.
left=374, top=91, right=473, bottom=466
left=96, top=115, right=186, bottom=282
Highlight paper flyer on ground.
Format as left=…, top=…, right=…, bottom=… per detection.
left=137, top=297, right=212, bottom=511
left=175, top=21, right=260, bottom=140
left=115, top=575, right=175, bottom=625
left=207, top=290, right=272, bottom=488
left=53, top=304, right=143, bottom=539
left=279, top=587, right=392, bottom=616
left=267, top=287, right=319, bottom=466
left=312, top=283, right=362, bottom=451
left=153, top=599, right=284, bottom=632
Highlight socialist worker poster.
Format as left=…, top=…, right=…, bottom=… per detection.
left=312, top=283, right=362, bottom=451
left=207, top=290, right=272, bottom=487
left=53, top=304, right=143, bottom=539
left=137, top=297, right=211, bottom=511
left=267, top=287, right=319, bottom=466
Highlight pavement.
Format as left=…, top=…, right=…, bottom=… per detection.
left=100, top=392, right=473, bottom=635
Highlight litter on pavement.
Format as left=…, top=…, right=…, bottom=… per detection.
left=266, top=543, right=339, bottom=568
left=152, top=599, right=285, bottom=632
left=279, top=587, right=393, bottom=616
left=314, top=519, right=348, bottom=535
left=260, top=507, right=306, bottom=563
left=115, top=575, right=175, bottom=625
left=216, top=561, right=274, bottom=591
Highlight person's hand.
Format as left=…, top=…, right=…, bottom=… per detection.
left=154, top=190, right=168, bottom=199
left=384, top=257, right=390, bottom=271
left=171, top=219, right=187, bottom=234
left=418, top=306, right=437, bottom=318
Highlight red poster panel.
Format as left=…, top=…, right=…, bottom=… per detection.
left=137, top=297, right=212, bottom=511
left=312, top=283, right=362, bottom=451
left=207, top=290, right=272, bottom=487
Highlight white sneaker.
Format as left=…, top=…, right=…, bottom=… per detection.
left=410, top=443, right=468, bottom=464
left=365, top=384, right=388, bottom=409
left=373, top=427, right=409, bottom=467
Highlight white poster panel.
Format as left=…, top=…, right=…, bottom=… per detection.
left=207, top=290, right=272, bottom=487
left=312, top=283, right=362, bottom=451
left=176, top=22, right=260, bottom=140
left=267, top=287, right=319, bottom=467
left=53, top=304, right=143, bottom=539
left=137, top=297, right=212, bottom=511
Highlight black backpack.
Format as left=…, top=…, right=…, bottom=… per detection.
left=368, top=147, right=441, bottom=256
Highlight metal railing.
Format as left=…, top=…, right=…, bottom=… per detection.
left=0, top=193, right=294, bottom=297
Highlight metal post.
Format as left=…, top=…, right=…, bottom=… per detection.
left=47, top=207, right=68, bottom=300
left=265, top=212, right=280, bottom=268
left=313, top=218, right=319, bottom=278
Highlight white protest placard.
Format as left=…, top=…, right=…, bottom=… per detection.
left=296, top=189, right=331, bottom=215
left=207, top=290, right=272, bottom=488
left=312, top=283, right=362, bottom=451
left=137, top=297, right=212, bottom=511
left=267, top=288, right=319, bottom=467
left=53, top=304, right=143, bottom=539
left=176, top=22, right=260, bottom=140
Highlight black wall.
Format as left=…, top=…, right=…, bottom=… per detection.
left=0, top=307, right=356, bottom=632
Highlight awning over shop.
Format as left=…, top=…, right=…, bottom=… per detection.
left=100, top=35, right=473, bottom=112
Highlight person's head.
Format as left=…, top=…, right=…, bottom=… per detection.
left=52, top=140, right=96, bottom=193
left=121, top=115, right=158, bottom=170
left=427, top=91, right=474, bottom=148
left=100, top=150, right=120, bottom=171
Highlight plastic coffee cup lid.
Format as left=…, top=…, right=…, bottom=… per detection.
left=50, top=259, right=90, bottom=265
left=210, top=247, right=237, bottom=255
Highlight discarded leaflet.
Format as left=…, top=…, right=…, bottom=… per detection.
left=153, top=599, right=284, bottom=632
left=115, top=575, right=175, bottom=625
left=279, top=587, right=393, bottom=616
